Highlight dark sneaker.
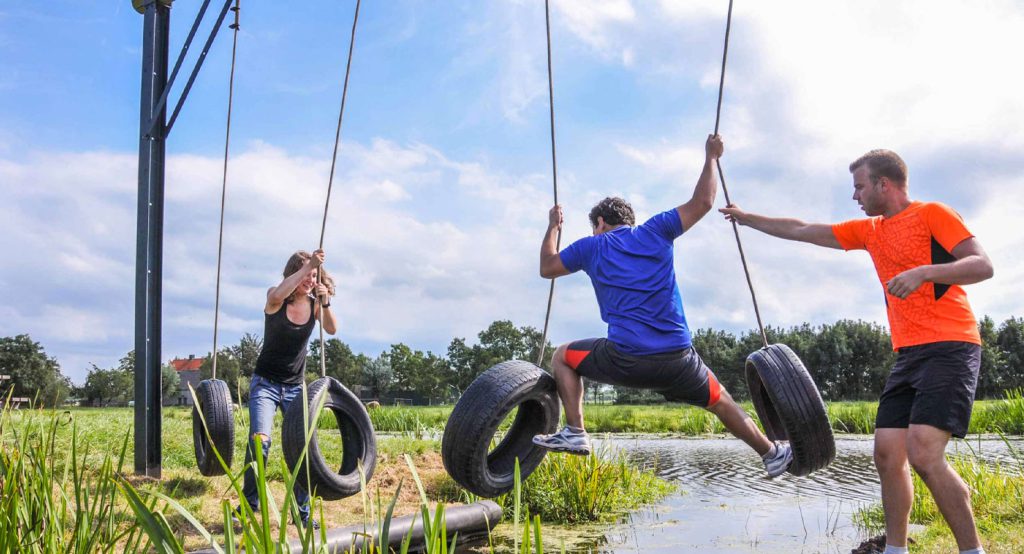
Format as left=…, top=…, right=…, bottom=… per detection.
left=762, top=441, right=793, bottom=478
left=532, top=426, right=592, bottom=455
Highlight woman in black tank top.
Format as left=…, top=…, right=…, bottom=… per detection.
left=239, top=248, right=337, bottom=526
left=257, top=248, right=337, bottom=380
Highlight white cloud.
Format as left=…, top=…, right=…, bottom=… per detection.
left=616, top=142, right=703, bottom=178
left=554, top=0, right=636, bottom=55
left=549, top=0, right=1024, bottom=168
left=548, top=0, right=1024, bottom=334
left=0, top=140, right=564, bottom=383
left=2, top=0, right=1022, bottom=386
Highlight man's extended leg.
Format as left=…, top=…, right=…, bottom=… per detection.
left=706, top=389, right=772, bottom=456
left=533, top=342, right=592, bottom=455
left=705, top=388, right=792, bottom=476
left=874, top=428, right=913, bottom=549
left=551, top=343, right=584, bottom=429
left=906, top=424, right=981, bottom=551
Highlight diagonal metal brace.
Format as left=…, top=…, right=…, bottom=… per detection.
left=141, top=0, right=233, bottom=139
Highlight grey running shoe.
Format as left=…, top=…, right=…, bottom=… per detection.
left=762, top=441, right=793, bottom=478
left=532, top=426, right=592, bottom=456
left=231, top=505, right=247, bottom=525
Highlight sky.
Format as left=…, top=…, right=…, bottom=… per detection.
left=1, top=0, right=1022, bottom=385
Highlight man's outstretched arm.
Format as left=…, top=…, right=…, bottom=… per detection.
left=540, top=204, right=571, bottom=278
left=676, top=134, right=724, bottom=231
left=719, top=204, right=843, bottom=249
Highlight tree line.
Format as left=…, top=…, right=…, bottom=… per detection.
left=2, top=315, right=1023, bottom=407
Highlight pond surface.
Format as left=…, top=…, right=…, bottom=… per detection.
left=495, top=435, right=1023, bottom=553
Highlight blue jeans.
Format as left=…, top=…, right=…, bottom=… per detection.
left=242, top=373, right=310, bottom=522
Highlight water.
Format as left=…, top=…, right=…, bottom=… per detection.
left=489, top=435, right=1023, bottom=553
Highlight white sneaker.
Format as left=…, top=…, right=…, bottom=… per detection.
left=532, top=426, right=592, bottom=456
left=762, top=441, right=793, bottom=478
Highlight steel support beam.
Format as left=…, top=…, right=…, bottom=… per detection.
left=134, top=0, right=170, bottom=477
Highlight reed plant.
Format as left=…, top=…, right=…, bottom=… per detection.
left=968, top=389, right=1024, bottom=435
left=0, top=390, right=559, bottom=553
left=826, top=401, right=878, bottom=434
left=436, top=442, right=675, bottom=525
left=519, top=442, right=675, bottom=523
left=0, top=400, right=149, bottom=553
left=584, top=404, right=726, bottom=434
left=854, top=436, right=1024, bottom=552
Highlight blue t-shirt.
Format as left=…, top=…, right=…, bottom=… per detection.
left=559, top=209, right=692, bottom=355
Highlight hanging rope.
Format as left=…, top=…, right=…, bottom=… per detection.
left=211, top=0, right=241, bottom=380
left=713, top=0, right=768, bottom=348
left=316, top=0, right=362, bottom=378
left=536, top=0, right=561, bottom=367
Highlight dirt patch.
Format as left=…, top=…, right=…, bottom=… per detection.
left=177, top=450, right=456, bottom=551
left=851, top=535, right=915, bottom=554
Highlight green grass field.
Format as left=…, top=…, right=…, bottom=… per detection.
left=4, top=396, right=1023, bottom=552
left=1, top=404, right=673, bottom=552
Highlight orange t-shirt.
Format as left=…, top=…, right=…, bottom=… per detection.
left=831, top=201, right=980, bottom=350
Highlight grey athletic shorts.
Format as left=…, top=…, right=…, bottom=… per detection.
left=564, top=338, right=723, bottom=407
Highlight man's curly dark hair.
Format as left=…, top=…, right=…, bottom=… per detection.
left=588, top=197, right=635, bottom=228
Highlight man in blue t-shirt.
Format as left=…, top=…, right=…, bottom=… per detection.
left=534, top=134, right=793, bottom=477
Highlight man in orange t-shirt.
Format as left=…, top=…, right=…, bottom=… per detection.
left=720, top=150, right=993, bottom=554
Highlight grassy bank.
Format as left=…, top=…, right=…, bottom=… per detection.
left=853, top=443, right=1024, bottom=553
left=1, top=404, right=673, bottom=552
left=356, top=390, right=1024, bottom=436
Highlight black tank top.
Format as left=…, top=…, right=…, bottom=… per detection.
left=253, top=296, right=315, bottom=384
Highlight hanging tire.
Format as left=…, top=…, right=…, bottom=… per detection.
left=745, top=343, right=835, bottom=476
left=282, top=376, right=376, bottom=501
left=442, top=360, right=560, bottom=498
left=192, top=378, right=235, bottom=477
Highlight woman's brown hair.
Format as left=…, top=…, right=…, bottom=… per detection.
left=283, top=250, right=335, bottom=297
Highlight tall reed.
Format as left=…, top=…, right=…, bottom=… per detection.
left=0, top=399, right=148, bottom=553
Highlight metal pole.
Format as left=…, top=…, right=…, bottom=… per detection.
left=134, top=0, right=170, bottom=477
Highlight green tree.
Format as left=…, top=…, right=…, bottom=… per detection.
left=161, top=362, right=180, bottom=401
left=82, top=364, right=116, bottom=406
left=446, top=320, right=553, bottom=394
left=362, top=354, right=393, bottom=399
left=386, top=343, right=451, bottom=402
left=230, top=333, right=263, bottom=377
left=0, top=335, right=71, bottom=406
left=691, top=327, right=742, bottom=399
left=309, top=338, right=366, bottom=390
left=976, top=316, right=1006, bottom=398
left=200, top=350, right=242, bottom=402
left=80, top=351, right=134, bottom=406
left=996, top=317, right=1024, bottom=393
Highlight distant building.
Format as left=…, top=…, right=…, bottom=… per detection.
left=170, top=355, right=203, bottom=406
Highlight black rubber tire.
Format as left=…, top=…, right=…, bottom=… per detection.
left=281, top=376, right=377, bottom=500
left=745, top=343, right=836, bottom=476
left=192, top=378, right=235, bottom=477
left=441, top=360, right=560, bottom=498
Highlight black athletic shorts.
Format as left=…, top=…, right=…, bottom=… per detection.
left=564, top=338, right=722, bottom=407
left=875, top=341, right=981, bottom=438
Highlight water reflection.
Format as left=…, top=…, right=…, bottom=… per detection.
left=475, top=436, right=1022, bottom=553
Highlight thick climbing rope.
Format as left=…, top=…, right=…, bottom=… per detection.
left=536, top=0, right=560, bottom=367
left=211, top=0, right=241, bottom=381
left=713, top=0, right=769, bottom=348
left=315, top=0, right=362, bottom=378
